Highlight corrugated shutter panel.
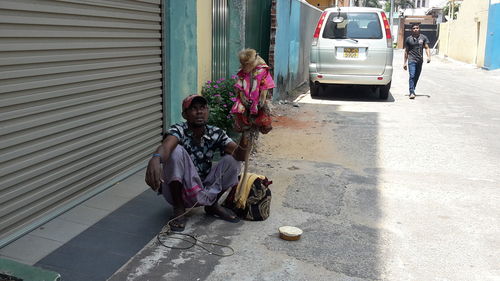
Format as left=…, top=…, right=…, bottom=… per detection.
left=0, top=0, right=164, bottom=243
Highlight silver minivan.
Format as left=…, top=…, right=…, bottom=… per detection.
left=309, top=7, right=393, bottom=99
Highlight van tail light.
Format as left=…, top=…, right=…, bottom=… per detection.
left=381, top=12, right=392, bottom=48
left=312, top=11, right=328, bottom=46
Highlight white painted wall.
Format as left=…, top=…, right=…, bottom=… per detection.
left=438, top=0, right=489, bottom=67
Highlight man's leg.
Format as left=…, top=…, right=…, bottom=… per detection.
left=202, top=155, right=241, bottom=222
left=166, top=180, right=188, bottom=231
left=161, top=146, right=204, bottom=231
left=413, top=62, right=423, bottom=91
left=408, top=61, right=417, bottom=95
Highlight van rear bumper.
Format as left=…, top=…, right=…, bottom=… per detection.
left=309, top=65, right=393, bottom=85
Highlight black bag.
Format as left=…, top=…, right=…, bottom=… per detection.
left=223, top=177, right=272, bottom=221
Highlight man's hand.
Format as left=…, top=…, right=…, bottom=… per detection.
left=403, top=64, right=407, bottom=71
left=427, top=58, right=431, bottom=63
left=145, top=157, right=163, bottom=192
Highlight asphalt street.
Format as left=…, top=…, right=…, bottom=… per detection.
left=109, top=49, right=500, bottom=281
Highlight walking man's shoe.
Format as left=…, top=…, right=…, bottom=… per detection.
left=409, top=93, right=416, bottom=99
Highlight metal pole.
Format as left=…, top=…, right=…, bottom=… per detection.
left=448, top=0, right=452, bottom=19
left=451, top=0, right=455, bottom=20
left=390, top=0, right=394, bottom=28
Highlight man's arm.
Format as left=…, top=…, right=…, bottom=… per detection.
left=424, top=43, right=431, bottom=63
left=225, top=132, right=250, bottom=161
left=403, top=39, right=409, bottom=70
left=145, top=135, right=179, bottom=191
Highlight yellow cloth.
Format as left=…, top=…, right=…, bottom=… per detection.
left=235, top=173, right=265, bottom=209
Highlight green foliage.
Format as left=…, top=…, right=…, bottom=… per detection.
left=384, top=0, right=414, bottom=12
left=354, top=0, right=381, bottom=8
left=393, top=0, right=415, bottom=9
left=365, top=0, right=382, bottom=8
left=383, top=0, right=415, bottom=14
left=201, top=76, right=238, bottom=132
left=443, top=1, right=461, bottom=20
left=384, top=1, right=391, bottom=12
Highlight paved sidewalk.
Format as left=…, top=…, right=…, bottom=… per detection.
left=0, top=169, right=169, bottom=281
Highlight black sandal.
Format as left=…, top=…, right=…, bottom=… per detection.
left=168, top=215, right=187, bottom=232
left=204, top=205, right=240, bottom=223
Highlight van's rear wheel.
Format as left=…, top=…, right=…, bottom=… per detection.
left=379, top=82, right=391, bottom=100
left=310, top=81, right=319, bottom=97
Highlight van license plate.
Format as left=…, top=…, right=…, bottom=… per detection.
left=343, top=48, right=359, bottom=58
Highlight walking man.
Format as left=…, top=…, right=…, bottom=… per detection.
left=403, top=23, right=431, bottom=99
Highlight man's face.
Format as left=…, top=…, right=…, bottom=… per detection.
left=183, top=101, right=209, bottom=127
left=411, top=25, right=420, bottom=36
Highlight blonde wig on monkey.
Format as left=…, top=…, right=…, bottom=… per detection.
left=238, top=48, right=267, bottom=70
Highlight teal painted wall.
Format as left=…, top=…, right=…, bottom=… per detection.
left=164, top=0, right=198, bottom=126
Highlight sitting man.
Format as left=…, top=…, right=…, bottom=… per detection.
left=145, top=94, right=249, bottom=231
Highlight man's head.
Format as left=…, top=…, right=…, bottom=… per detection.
left=411, top=23, right=420, bottom=36
left=181, top=94, right=209, bottom=127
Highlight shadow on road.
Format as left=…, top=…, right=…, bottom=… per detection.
left=312, top=84, right=395, bottom=102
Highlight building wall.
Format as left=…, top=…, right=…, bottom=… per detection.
left=228, top=0, right=246, bottom=76
left=274, top=0, right=322, bottom=99
left=402, top=0, right=449, bottom=16
left=245, top=0, right=273, bottom=64
left=484, top=2, right=500, bottom=70
left=438, top=0, right=489, bottom=67
left=304, top=0, right=335, bottom=9
left=197, top=0, right=212, bottom=90
left=227, top=0, right=274, bottom=77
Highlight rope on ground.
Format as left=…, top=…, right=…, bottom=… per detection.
left=156, top=199, right=235, bottom=256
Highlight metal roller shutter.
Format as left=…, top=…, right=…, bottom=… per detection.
left=0, top=0, right=164, bottom=246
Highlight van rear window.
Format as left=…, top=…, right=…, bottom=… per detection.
left=322, top=12, right=383, bottom=39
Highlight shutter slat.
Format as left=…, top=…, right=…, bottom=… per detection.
left=1, top=72, right=161, bottom=106
left=0, top=10, right=160, bottom=30
left=0, top=143, right=158, bottom=232
left=0, top=24, right=161, bottom=38
left=0, top=81, right=162, bottom=121
left=0, top=38, right=161, bottom=52
left=0, top=65, right=162, bottom=93
left=0, top=56, right=161, bottom=80
left=0, top=123, right=161, bottom=203
left=0, top=48, right=161, bottom=66
left=0, top=108, right=162, bottom=177
left=1, top=90, right=161, bottom=136
left=0, top=0, right=161, bottom=21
